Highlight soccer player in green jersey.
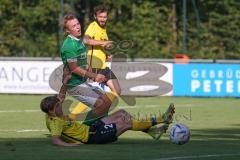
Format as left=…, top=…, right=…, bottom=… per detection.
left=60, top=14, right=116, bottom=124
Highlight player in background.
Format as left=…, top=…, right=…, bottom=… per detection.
left=84, top=5, right=121, bottom=95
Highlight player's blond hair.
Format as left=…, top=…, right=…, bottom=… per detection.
left=62, top=14, right=77, bottom=32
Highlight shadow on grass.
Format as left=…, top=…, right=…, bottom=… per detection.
left=0, top=127, right=240, bottom=160
left=192, top=126, right=240, bottom=140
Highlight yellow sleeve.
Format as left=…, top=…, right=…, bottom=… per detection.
left=48, top=119, right=64, bottom=136
left=85, top=23, right=96, bottom=38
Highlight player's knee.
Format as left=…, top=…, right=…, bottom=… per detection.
left=118, top=109, right=127, bottom=115
left=103, top=93, right=112, bottom=103
left=97, top=96, right=111, bottom=108
left=118, top=109, right=131, bottom=122
left=93, top=105, right=108, bottom=116
left=93, top=98, right=110, bottom=116
left=96, top=97, right=104, bottom=106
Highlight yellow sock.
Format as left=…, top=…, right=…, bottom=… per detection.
left=71, top=102, right=88, bottom=114
left=131, top=119, right=152, bottom=131
left=157, top=116, right=164, bottom=123
left=105, top=91, right=118, bottom=102
left=68, top=113, right=77, bottom=120
left=131, top=116, right=164, bottom=131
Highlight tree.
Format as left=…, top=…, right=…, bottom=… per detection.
left=0, top=0, right=72, bottom=57
left=0, top=0, right=239, bottom=59
left=177, top=0, right=240, bottom=59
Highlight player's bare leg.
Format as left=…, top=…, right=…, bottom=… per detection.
left=107, top=79, right=121, bottom=95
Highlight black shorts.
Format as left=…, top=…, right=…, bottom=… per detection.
left=86, top=120, right=118, bottom=144
left=92, top=67, right=117, bottom=82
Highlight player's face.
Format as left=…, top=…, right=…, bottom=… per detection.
left=66, top=18, right=81, bottom=38
left=95, top=11, right=108, bottom=28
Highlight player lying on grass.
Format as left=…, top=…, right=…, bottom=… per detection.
left=40, top=80, right=175, bottom=146
left=40, top=95, right=175, bottom=146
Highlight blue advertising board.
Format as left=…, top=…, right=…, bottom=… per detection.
left=173, top=64, right=240, bottom=97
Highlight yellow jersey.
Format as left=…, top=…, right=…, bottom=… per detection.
left=45, top=115, right=90, bottom=143
left=85, top=21, right=108, bottom=69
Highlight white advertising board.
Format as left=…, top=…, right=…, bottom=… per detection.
left=0, top=61, right=61, bottom=94
left=0, top=61, right=173, bottom=96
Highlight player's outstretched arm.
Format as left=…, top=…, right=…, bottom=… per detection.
left=58, top=67, right=72, bottom=102
left=68, top=61, right=106, bottom=83
left=83, top=35, right=113, bottom=47
left=68, top=61, right=94, bottom=78
left=51, top=136, right=80, bottom=147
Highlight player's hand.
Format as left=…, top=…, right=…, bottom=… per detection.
left=107, top=55, right=113, bottom=62
left=95, top=74, right=106, bottom=83
left=102, top=40, right=114, bottom=48
left=67, top=143, right=81, bottom=147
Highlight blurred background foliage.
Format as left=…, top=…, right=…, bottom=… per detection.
left=0, top=0, right=239, bottom=59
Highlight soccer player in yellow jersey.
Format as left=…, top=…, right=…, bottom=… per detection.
left=84, top=5, right=121, bottom=95
left=40, top=75, right=175, bottom=146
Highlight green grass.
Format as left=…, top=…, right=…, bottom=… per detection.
left=0, top=95, right=240, bottom=160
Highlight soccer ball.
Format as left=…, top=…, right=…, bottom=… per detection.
left=169, top=123, right=190, bottom=145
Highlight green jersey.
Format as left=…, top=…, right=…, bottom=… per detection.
left=60, top=35, right=87, bottom=87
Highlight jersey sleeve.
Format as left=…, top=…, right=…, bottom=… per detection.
left=48, top=119, right=64, bottom=136
left=85, top=23, right=96, bottom=38
left=62, top=44, right=78, bottom=63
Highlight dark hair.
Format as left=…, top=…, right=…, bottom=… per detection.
left=62, top=13, right=77, bottom=31
left=40, top=96, right=60, bottom=113
left=94, top=5, right=108, bottom=16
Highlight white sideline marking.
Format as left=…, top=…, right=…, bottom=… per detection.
left=0, top=109, right=40, bottom=113
left=0, top=103, right=196, bottom=113
left=0, top=104, right=192, bottom=113
left=0, top=129, right=47, bottom=132
left=154, top=153, right=240, bottom=160
left=118, top=104, right=193, bottom=109
left=118, top=105, right=156, bottom=109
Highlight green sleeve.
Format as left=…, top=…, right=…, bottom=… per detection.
left=63, top=43, right=78, bottom=60
left=61, top=43, right=80, bottom=67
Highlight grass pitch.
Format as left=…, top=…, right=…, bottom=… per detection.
left=0, top=94, right=240, bottom=160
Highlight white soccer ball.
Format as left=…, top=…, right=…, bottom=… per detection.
left=169, top=123, right=190, bottom=145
